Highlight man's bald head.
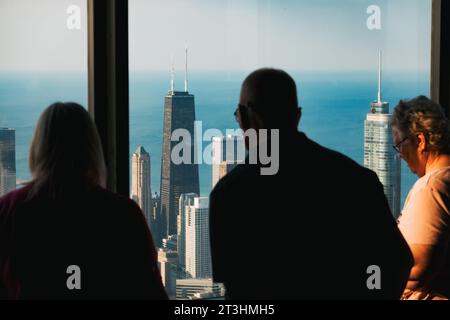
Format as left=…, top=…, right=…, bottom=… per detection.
left=239, top=68, right=300, bottom=130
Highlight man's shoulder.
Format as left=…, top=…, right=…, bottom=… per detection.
left=211, top=163, right=256, bottom=199
left=299, top=133, right=377, bottom=180
left=211, top=133, right=379, bottom=195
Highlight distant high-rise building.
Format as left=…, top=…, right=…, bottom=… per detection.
left=212, top=135, right=245, bottom=188
left=185, top=197, right=211, bottom=279
left=364, top=51, right=401, bottom=218
left=152, top=192, right=163, bottom=247
left=131, top=146, right=153, bottom=230
left=163, top=234, right=178, bottom=252
left=160, top=49, right=200, bottom=239
left=158, top=248, right=178, bottom=299
left=176, top=278, right=225, bottom=300
left=0, top=128, right=16, bottom=196
left=177, top=193, right=198, bottom=279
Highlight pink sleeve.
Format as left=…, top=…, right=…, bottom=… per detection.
left=399, top=178, right=450, bottom=246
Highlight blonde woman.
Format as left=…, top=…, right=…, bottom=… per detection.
left=0, top=102, right=167, bottom=300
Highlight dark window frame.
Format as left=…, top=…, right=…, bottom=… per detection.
left=87, top=0, right=129, bottom=196
left=87, top=0, right=449, bottom=195
left=431, top=0, right=450, bottom=116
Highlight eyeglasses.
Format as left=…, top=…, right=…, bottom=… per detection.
left=393, top=137, right=409, bottom=153
left=234, top=104, right=302, bottom=123
left=234, top=104, right=252, bottom=123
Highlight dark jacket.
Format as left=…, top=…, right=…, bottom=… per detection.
left=210, top=132, right=413, bottom=299
left=0, top=183, right=168, bottom=300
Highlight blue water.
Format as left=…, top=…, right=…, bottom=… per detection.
left=0, top=70, right=429, bottom=207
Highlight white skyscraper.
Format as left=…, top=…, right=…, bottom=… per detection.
left=185, top=197, right=212, bottom=279
left=364, top=51, right=401, bottom=218
left=177, top=193, right=197, bottom=278
left=131, top=146, right=153, bottom=228
left=0, top=128, right=16, bottom=196
left=212, top=135, right=245, bottom=188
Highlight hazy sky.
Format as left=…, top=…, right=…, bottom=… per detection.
left=0, top=0, right=431, bottom=72
left=0, top=0, right=87, bottom=72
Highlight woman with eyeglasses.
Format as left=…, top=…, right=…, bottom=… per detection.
left=391, top=95, right=450, bottom=300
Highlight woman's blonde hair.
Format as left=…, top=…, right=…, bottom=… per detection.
left=28, top=102, right=106, bottom=199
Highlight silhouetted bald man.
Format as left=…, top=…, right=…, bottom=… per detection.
left=209, top=68, right=413, bottom=299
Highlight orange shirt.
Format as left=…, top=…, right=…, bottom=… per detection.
left=399, top=166, right=450, bottom=297
left=399, top=167, right=450, bottom=246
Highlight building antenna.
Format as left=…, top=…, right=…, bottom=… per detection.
left=170, top=54, right=175, bottom=94
left=184, top=46, right=189, bottom=92
left=378, top=50, right=382, bottom=104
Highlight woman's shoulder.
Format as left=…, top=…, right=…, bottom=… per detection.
left=90, top=186, right=139, bottom=206
left=0, top=184, right=33, bottom=210
left=88, top=187, right=145, bottom=219
left=409, top=167, right=450, bottom=196
left=427, top=167, right=450, bottom=194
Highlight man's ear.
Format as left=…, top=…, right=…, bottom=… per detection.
left=417, top=132, right=427, bottom=153
left=238, top=104, right=251, bottom=131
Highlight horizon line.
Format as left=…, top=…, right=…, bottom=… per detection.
left=0, top=68, right=431, bottom=74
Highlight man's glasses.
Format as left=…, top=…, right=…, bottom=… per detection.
left=393, top=137, right=409, bottom=153
left=234, top=104, right=302, bottom=123
left=234, top=104, right=252, bottom=123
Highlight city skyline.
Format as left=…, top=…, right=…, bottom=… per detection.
left=0, top=60, right=424, bottom=300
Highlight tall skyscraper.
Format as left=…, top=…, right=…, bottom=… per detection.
left=131, top=146, right=154, bottom=232
left=364, top=52, right=401, bottom=218
left=211, top=135, right=245, bottom=188
left=0, top=128, right=16, bottom=196
left=185, top=197, right=211, bottom=279
left=177, top=193, right=198, bottom=278
left=160, top=49, right=200, bottom=239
